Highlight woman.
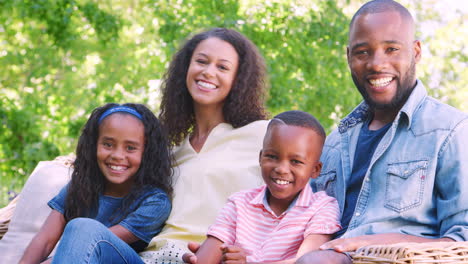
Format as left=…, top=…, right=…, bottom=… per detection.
left=139, top=28, right=269, bottom=263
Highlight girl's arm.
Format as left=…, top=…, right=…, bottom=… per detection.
left=194, top=236, right=224, bottom=264
left=109, top=225, right=139, bottom=244
left=19, top=210, right=66, bottom=264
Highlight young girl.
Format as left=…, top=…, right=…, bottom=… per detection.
left=20, top=103, right=173, bottom=264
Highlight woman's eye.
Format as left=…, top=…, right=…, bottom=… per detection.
left=103, top=142, right=112, bottom=148
left=218, top=65, right=229, bottom=71
left=196, top=59, right=207, bottom=64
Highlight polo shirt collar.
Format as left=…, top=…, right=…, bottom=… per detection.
left=250, top=184, right=314, bottom=209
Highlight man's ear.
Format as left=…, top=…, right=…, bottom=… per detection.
left=413, top=40, right=422, bottom=63
left=346, top=46, right=351, bottom=66
left=310, top=161, right=323, bottom=179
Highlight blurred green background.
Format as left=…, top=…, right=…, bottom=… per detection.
left=1, top=0, right=467, bottom=207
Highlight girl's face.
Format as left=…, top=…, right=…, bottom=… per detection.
left=186, top=37, right=239, bottom=110
left=96, top=113, right=145, bottom=197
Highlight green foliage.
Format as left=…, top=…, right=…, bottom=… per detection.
left=1, top=0, right=466, bottom=207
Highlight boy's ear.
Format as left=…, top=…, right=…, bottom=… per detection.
left=310, top=161, right=323, bottom=179
left=259, top=150, right=263, bottom=164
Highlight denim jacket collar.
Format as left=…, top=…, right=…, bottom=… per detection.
left=338, top=80, right=427, bottom=134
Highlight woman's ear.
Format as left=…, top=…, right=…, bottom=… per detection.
left=310, top=161, right=323, bottom=179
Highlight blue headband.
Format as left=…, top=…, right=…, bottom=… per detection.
left=98, top=106, right=143, bottom=124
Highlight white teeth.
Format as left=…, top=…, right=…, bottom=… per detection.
left=109, top=165, right=126, bottom=171
left=273, top=179, right=290, bottom=185
left=369, top=77, right=392, bottom=87
left=197, top=81, right=217, bottom=89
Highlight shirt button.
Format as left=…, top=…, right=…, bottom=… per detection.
left=366, top=178, right=370, bottom=182
left=355, top=212, right=360, bottom=216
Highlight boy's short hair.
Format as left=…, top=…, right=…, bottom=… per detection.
left=268, top=110, right=326, bottom=140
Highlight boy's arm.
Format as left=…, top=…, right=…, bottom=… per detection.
left=319, top=233, right=454, bottom=252
left=195, top=236, right=224, bottom=264
left=237, top=234, right=332, bottom=264
left=20, top=210, right=66, bottom=264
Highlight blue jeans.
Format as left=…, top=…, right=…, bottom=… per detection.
left=51, top=218, right=144, bottom=264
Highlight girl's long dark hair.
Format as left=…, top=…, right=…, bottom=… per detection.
left=159, top=28, right=268, bottom=146
left=64, top=103, right=173, bottom=223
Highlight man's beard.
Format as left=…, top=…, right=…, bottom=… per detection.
left=352, top=59, right=417, bottom=111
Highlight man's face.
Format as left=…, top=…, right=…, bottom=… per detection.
left=347, top=11, right=421, bottom=111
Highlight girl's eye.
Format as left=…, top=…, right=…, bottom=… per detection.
left=127, top=146, right=137, bottom=151
left=103, top=142, right=112, bottom=148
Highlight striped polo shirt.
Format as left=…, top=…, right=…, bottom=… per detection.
left=207, top=184, right=341, bottom=262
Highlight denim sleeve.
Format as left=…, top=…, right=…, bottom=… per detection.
left=436, top=118, right=468, bottom=241
left=119, top=189, right=171, bottom=243
left=47, top=184, right=68, bottom=215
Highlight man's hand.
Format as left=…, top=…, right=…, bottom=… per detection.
left=220, top=244, right=247, bottom=264
left=319, top=236, right=374, bottom=252
left=182, top=242, right=201, bottom=264
left=319, top=233, right=455, bottom=253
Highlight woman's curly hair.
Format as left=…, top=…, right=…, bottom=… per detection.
left=159, top=28, right=268, bottom=146
left=64, top=103, right=173, bottom=223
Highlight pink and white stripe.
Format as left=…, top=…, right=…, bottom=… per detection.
left=207, top=184, right=341, bottom=262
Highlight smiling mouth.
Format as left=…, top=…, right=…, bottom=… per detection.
left=368, top=77, right=393, bottom=87
left=272, top=178, right=292, bottom=185
left=197, top=80, right=217, bottom=90
left=108, top=164, right=128, bottom=171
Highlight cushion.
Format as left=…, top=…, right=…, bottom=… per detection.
left=0, top=159, right=72, bottom=263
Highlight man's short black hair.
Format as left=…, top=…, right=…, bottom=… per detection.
left=350, top=0, right=413, bottom=29
left=268, top=110, right=326, bottom=140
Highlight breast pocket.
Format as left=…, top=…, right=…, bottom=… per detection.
left=385, top=160, right=428, bottom=213
left=313, top=170, right=337, bottom=197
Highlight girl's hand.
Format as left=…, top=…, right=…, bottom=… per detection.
left=220, top=244, right=247, bottom=264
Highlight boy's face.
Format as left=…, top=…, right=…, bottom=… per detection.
left=260, top=124, right=323, bottom=211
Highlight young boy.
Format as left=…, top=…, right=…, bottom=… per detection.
left=192, top=110, right=341, bottom=263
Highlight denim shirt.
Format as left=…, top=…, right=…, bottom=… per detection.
left=312, top=80, right=468, bottom=241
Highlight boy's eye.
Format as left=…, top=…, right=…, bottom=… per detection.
left=291, top=159, right=303, bottom=165
left=387, top=47, right=399, bottom=52
left=265, top=154, right=277, bottom=159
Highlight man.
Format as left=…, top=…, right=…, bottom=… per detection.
left=297, top=0, right=468, bottom=263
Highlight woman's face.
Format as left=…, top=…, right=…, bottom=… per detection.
left=186, top=37, right=239, bottom=110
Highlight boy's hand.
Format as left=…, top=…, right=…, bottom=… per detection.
left=182, top=242, right=201, bottom=264
left=220, top=244, right=247, bottom=264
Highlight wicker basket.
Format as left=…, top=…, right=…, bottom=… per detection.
left=352, top=241, right=468, bottom=264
